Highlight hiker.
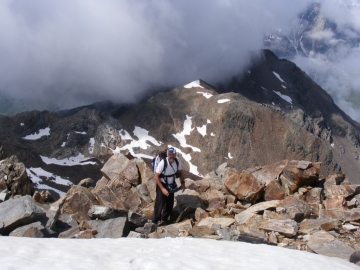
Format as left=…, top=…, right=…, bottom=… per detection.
left=152, top=147, right=185, bottom=225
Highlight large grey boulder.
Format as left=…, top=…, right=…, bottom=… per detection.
left=9, top=221, right=45, bottom=238
left=88, top=217, right=129, bottom=238
left=307, top=231, right=355, bottom=261
left=0, top=156, right=33, bottom=196
left=0, top=195, right=45, bottom=235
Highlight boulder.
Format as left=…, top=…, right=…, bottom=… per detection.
left=0, top=195, right=45, bottom=235
left=87, top=205, right=127, bottom=220
left=101, top=153, right=139, bottom=185
left=61, top=185, right=98, bottom=216
left=258, top=219, right=299, bottom=237
left=88, top=217, right=129, bottom=238
left=91, top=177, right=109, bottom=194
left=175, top=189, right=206, bottom=211
left=78, top=178, right=95, bottom=188
left=324, top=183, right=360, bottom=199
left=299, top=218, right=341, bottom=234
left=247, top=160, right=289, bottom=186
left=279, top=161, right=319, bottom=194
left=9, top=221, right=45, bottom=238
left=264, top=180, right=285, bottom=201
left=224, top=172, right=264, bottom=204
left=136, top=184, right=152, bottom=204
left=145, top=178, right=157, bottom=202
left=278, top=194, right=313, bottom=222
left=134, top=158, right=154, bottom=184
left=127, top=231, right=145, bottom=238
left=92, top=185, right=125, bottom=209
left=201, top=189, right=225, bottom=212
left=323, top=196, right=346, bottom=210
left=195, top=207, right=210, bottom=222
left=235, top=200, right=280, bottom=225
left=0, top=156, right=33, bottom=196
left=58, top=227, right=80, bottom=238
left=197, top=217, right=235, bottom=229
left=194, top=179, right=210, bottom=193
left=189, top=225, right=215, bottom=237
left=160, top=219, right=193, bottom=237
left=324, top=174, right=346, bottom=187
left=307, top=231, right=355, bottom=261
left=128, top=211, right=148, bottom=228
left=216, top=227, right=240, bottom=241
left=305, top=188, right=323, bottom=213
left=33, top=191, right=44, bottom=204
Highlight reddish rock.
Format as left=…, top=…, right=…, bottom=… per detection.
left=323, top=196, right=346, bottom=210
left=264, top=180, right=285, bottom=201
left=248, top=160, right=289, bottom=185
left=279, top=163, right=319, bottom=194
left=278, top=194, right=313, bottom=221
left=224, top=172, right=264, bottom=204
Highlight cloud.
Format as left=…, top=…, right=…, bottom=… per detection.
left=0, top=0, right=312, bottom=110
left=286, top=0, right=360, bottom=121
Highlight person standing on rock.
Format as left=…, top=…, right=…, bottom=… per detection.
left=152, top=147, right=185, bottom=226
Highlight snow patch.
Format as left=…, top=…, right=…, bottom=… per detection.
left=273, top=71, right=285, bottom=83
left=23, top=127, right=50, bottom=140
left=20, top=123, right=24, bottom=126
left=172, top=115, right=201, bottom=152
left=89, top=138, right=95, bottom=154
left=228, top=153, right=233, bottom=159
left=273, top=91, right=293, bottom=104
left=40, top=153, right=97, bottom=166
left=0, top=237, right=358, bottom=270
left=196, top=125, right=207, bottom=137
left=169, top=146, right=202, bottom=177
left=197, top=92, right=213, bottom=99
left=331, top=143, right=335, bottom=148
left=218, top=99, right=230, bottom=104
left=184, top=80, right=203, bottom=89
left=210, top=132, right=215, bottom=136
left=75, top=131, right=86, bottom=135
left=61, top=142, right=66, bottom=147
left=26, top=168, right=67, bottom=197
left=281, top=85, right=286, bottom=89
left=115, top=126, right=162, bottom=159
left=207, top=119, right=211, bottom=124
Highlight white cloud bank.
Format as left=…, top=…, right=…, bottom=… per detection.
left=0, top=0, right=311, bottom=110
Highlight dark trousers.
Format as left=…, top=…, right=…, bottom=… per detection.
left=152, top=183, right=174, bottom=223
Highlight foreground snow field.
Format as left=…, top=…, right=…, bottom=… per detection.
left=0, top=237, right=358, bottom=270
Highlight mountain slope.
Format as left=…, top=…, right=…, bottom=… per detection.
left=1, top=49, right=360, bottom=199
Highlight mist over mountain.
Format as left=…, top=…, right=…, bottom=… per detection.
left=265, top=1, right=360, bottom=122
left=0, top=0, right=318, bottom=113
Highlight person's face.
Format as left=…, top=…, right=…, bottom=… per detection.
left=168, top=153, right=176, bottom=162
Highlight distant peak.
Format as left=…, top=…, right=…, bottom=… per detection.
left=184, top=80, right=204, bottom=89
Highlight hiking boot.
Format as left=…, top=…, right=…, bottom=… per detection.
left=158, top=220, right=168, bottom=226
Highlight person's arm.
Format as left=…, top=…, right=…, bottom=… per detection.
left=154, top=172, right=169, bottom=197
left=179, top=170, right=185, bottom=192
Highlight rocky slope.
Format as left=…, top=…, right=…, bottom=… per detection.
left=0, top=50, right=360, bottom=199
left=1, top=153, right=360, bottom=265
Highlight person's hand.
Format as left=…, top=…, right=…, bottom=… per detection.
left=181, top=182, right=185, bottom=192
left=161, top=187, right=169, bottom=196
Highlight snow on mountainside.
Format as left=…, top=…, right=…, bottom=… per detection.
left=1, top=50, right=360, bottom=198
left=264, top=2, right=360, bottom=122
